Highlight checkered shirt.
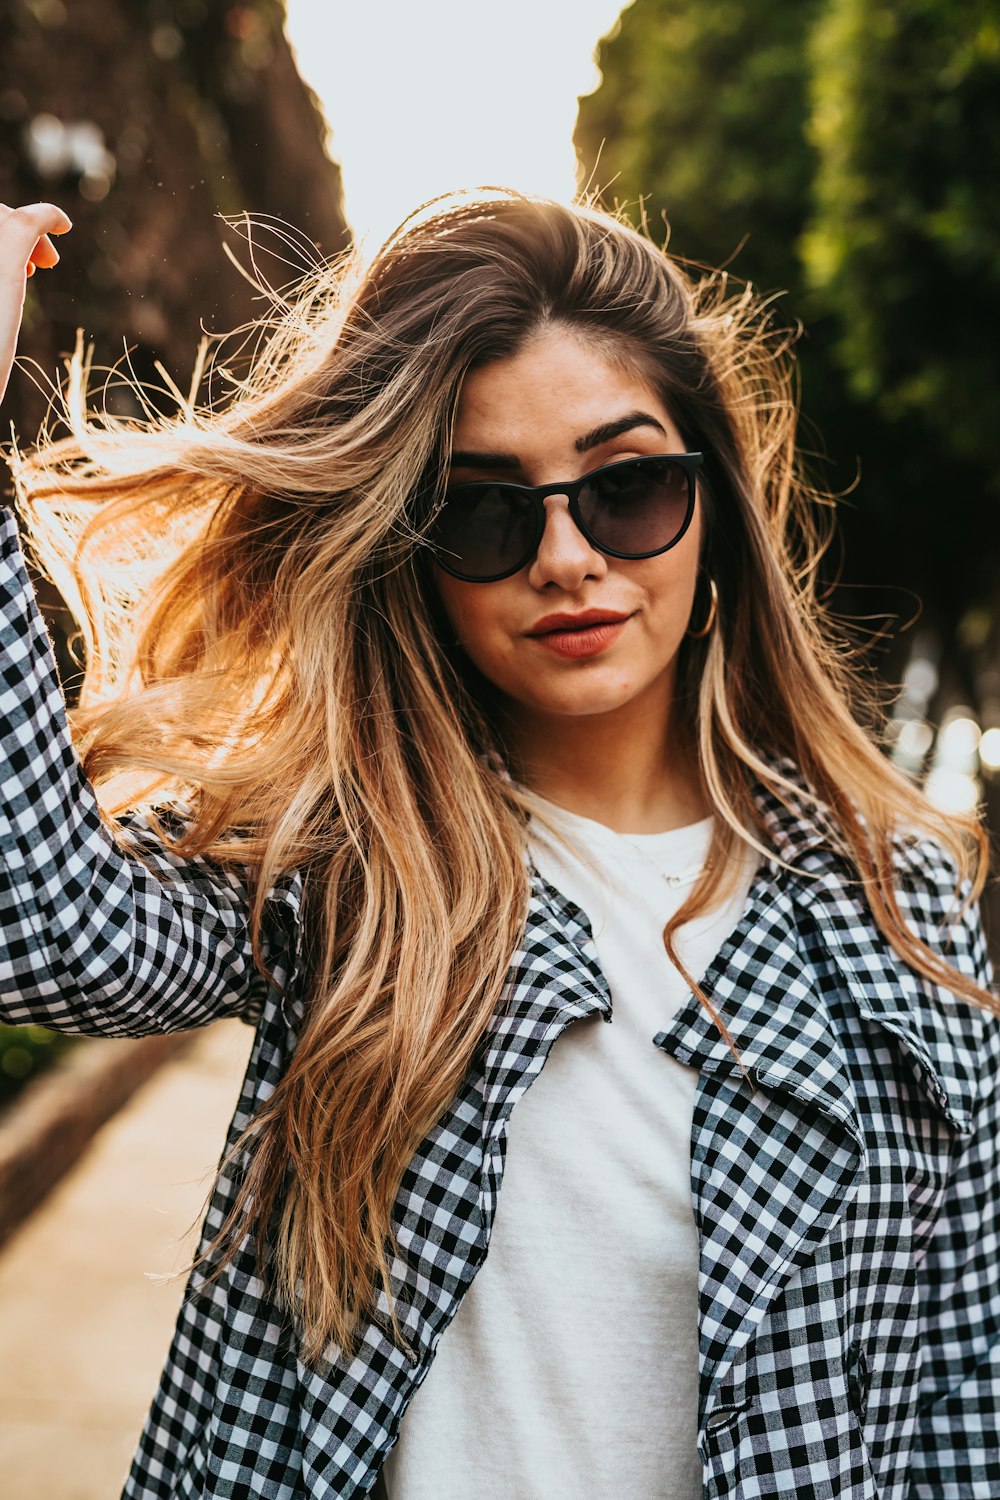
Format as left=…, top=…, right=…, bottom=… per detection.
left=3, top=503, right=1000, bottom=1499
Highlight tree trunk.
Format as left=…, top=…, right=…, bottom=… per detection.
left=0, top=0, right=350, bottom=449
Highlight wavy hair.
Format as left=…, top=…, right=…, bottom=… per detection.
left=10, top=189, right=994, bottom=1361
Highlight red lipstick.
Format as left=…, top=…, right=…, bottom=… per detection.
left=526, top=609, right=633, bottom=659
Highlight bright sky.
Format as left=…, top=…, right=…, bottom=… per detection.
left=284, top=0, right=631, bottom=255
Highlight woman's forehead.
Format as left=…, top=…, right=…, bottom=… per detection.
left=453, top=328, right=682, bottom=457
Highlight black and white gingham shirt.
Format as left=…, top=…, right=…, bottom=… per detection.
left=3, top=504, right=999, bottom=1499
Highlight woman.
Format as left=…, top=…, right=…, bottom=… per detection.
left=1, top=191, right=998, bottom=1500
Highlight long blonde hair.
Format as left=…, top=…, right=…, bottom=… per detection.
left=10, top=189, right=994, bottom=1361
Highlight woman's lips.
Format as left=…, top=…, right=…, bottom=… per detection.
left=528, top=617, right=630, bottom=658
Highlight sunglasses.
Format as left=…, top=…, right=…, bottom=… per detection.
left=430, top=452, right=703, bottom=583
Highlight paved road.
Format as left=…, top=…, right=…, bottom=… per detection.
left=0, top=1018, right=254, bottom=1500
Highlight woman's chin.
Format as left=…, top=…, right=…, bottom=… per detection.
left=504, top=676, right=645, bottom=722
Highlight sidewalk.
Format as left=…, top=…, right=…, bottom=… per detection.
left=0, top=1018, right=254, bottom=1500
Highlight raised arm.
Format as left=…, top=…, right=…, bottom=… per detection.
left=1, top=203, right=262, bottom=1035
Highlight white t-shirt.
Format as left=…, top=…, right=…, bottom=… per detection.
left=383, top=799, right=760, bottom=1500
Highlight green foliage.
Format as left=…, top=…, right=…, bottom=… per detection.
left=576, top=0, right=824, bottom=297
left=803, top=0, right=1000, bottom=467
left=0, top=1025, right=77, bottom=1109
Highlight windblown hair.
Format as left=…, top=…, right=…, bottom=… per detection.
left=10, top=189, right=994, bottom=1361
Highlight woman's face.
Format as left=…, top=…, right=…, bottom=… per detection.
left=433, top=325, right=704, bottom=730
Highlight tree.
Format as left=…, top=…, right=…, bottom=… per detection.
left=575, top=0, right=823, bottom=302
left=0, top=0, right=350, bottom=449
left=803, top=0, right=1000, bottom=472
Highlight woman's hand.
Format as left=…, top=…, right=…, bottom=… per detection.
left=0, top=202, right=73, bottom=410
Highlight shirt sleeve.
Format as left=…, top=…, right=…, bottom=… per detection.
left=0, top=503, right=260, bottom=1036
left=908, top=887, right=1000, bottom=1497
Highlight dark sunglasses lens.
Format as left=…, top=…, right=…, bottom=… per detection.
left=577, top=458, right=692, bottom=556
left=433, top=485, right=537, bottom=580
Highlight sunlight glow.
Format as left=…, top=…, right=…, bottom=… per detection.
left=924, top=767, right=981, bottom=816
left=979, top=726, right=1000, bottom=772
left=284, top=0, right=630, bottom=255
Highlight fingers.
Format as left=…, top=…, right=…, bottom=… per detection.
left=29, top=233, right=63, bottom=270
left=0, top=203, right=73, bottom=283
left=0, top=204, right=72, bottom=410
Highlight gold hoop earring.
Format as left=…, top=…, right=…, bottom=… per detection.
left=686, top=576, right=718, bottom=639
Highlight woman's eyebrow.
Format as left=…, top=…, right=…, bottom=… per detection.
left=450, top=412, right=668, bottom=471
left=449, top=449, right=521, bottom=471
left=575, top=412, right=668, bottom=452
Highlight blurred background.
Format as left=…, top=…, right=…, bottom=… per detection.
left=0, top=0, right=998, bottom=1493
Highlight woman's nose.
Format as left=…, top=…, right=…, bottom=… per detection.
left=527, top=494, right=608, bottom=590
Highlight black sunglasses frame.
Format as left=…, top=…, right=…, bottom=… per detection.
left=431, top=452, right=704, bottom=583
